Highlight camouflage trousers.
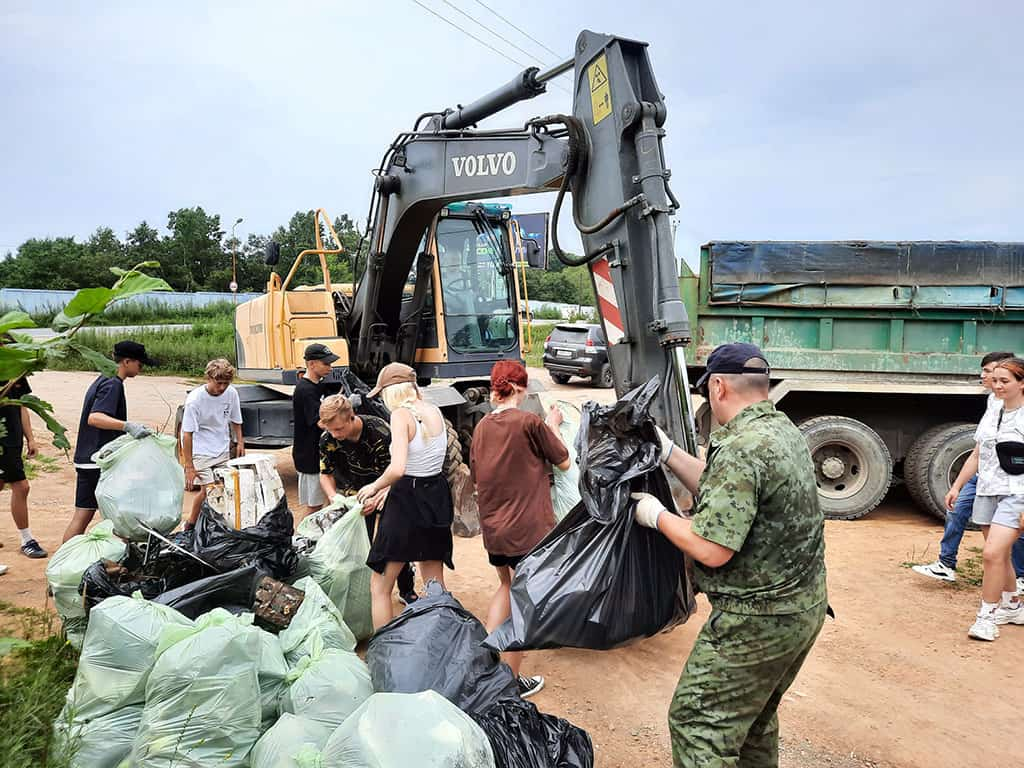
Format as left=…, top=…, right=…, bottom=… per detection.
left=669, top=602, right=827, bottom=768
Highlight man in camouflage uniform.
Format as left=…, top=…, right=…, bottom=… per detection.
left=631, top=342, right=827, bottom=768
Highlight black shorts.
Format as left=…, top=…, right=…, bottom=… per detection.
left=75, top=468, right=102, bottom=510
left=0, top=450, right=26, bottom=484
left=488, top=552, right=526, bottom=569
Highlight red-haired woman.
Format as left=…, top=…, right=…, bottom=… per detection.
left=968, top=356, right=1024, bottom=641
left=470, top=360, right=570, bottom=697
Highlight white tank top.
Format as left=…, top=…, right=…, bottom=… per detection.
left=402, top=404, right=447, bottom=477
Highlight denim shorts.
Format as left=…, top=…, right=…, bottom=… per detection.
left=972, top=494, right=1024, bottom=529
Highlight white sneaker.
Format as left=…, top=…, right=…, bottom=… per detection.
left=1017, top=577, right=1024, bottom=595
left=993, top=602, right=1024, bottom=625
left=968, top=614, right=1000, bottom=641
left=0, top=564, right=7, bottom=576
left=911, top=560, right=956, bottom=582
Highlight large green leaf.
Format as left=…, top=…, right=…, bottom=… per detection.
left=14, top=394, right=70, bottom=452
left=0, top=347, right=43, bottom=381
left=68, top=340, right=118, bottom=376
left=50, top=310, right=87, bottom=332
left=110, top=271, right=172, bottom=303
left=63, top=286, right=115, bottom=317
left=0, top=311, right=35, bottom=335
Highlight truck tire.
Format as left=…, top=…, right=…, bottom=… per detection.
left=443, top=419, right=480, bottom=539
left=904, top=422, right=976, bottom=522
left=799, top=416, right=892, bottom=520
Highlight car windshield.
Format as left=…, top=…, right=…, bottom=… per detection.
left=436, top=216, right=518, bottom=354
left=550, top=327, right=589, bottom=343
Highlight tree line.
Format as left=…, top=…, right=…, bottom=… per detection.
left=0, top=206, right=595, bottom=307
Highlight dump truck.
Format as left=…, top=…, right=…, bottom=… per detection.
left=681, top=240, right=1024, bottom=521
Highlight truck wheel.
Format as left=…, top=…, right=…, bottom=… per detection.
left=905, top=422, right=976, bottom=522
left=799, top=416, right=892, bottom=520
left=550, top=373, right=571, bottom=385
left=595, top=363, right=614, bottom=389
left=443, top=419, right=480, bottom=539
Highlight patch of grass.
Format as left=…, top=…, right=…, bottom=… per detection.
left=0, top=602, right=78, bottom=768
left=4, top=301, right=237, bottom=328
left=902, top=545, right=984, bottom=589
left=46, top=317, right=236, bottom=377
left=523, top=322, right=557, bottom=368
left=24, top=454, right=61, bottom=480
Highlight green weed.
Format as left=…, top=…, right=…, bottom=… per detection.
left=523, top=322, right=557, bottom=368
left=24, top=454, right=61, bottom=480
left=0, top=602, right=78, bottom=768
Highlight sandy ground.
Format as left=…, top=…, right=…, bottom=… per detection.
left=1, top=369, right=1020, bottom=768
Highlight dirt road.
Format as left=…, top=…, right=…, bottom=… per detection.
left=1, top=370, right=1018, bottom=768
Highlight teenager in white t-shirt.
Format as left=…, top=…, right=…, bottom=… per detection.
left=180, top=358, right=244, bottom=528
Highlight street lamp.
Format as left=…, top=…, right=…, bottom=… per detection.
left=230, top=217, right=243, bottom=300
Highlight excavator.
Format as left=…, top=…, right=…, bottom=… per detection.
left=231, top=29, right=699, bottom=532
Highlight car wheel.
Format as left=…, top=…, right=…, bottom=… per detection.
left=550, top=373, right=571, bottom=385
left=595, top=364, right=614, bottom=389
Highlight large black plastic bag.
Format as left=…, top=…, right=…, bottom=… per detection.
left=471, top=698, right=594, bottom=768
left=366, top=581, right=518, bottom=715
left=193, top=495, right=297, bottom=577
left=484, top=378, right=694, bottom=652
left=153, top=563, right=266, bottom=619
left=79, top=540, right=209, bottom=613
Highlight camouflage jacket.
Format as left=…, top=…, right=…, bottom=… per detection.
left=691, top=400, right=827, bottom=615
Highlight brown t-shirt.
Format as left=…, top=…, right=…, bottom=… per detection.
left=470, top=408, right=570, bottom=556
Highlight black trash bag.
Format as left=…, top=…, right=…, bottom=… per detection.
left=338, top=368, right=391, bottom=422
left=153, top=563, right=266, bottom=619
left=192, top=495, right=297, bottom=578
left=79, top=539, right=216, bottom=614
left=366, top=580, right=518, bottom=715
left=484, top=377, right=695, bottom=652
left=471, top=698, right=594, bottom=768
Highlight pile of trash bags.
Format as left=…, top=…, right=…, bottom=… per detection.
left=486, top=377, right=696, bottom=652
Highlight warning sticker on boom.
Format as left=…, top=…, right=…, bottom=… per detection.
left=588, top=53, right=612, bottom=125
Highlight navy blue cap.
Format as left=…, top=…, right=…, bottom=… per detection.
left=694, top=342, right=769, bottom=390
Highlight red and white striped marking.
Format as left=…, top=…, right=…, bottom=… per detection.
left=591, top=257, right=624, bottom=345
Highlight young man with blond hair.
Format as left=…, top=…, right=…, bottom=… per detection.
left=181, top=358, right=244, bottom=528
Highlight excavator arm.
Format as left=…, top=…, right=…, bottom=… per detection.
left=350, top=29, right=698, bottom=455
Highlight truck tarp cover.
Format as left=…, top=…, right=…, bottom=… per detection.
left=709, top=241, right=1024, bottom=287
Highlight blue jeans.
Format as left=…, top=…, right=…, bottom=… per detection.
left=940, top=475, right=1024, bottom=577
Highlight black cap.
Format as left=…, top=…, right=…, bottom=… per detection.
left=113, top=340, right=157, bottom=366
left=304, top=343, right=340, bottom=364
left=694, top=342, right=769, bottom=391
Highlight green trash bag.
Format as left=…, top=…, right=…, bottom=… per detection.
left=321, top=691, right=496, bottom=768
left=551, top=401, right=582, bottom=522
left=255, top=625, right=290, bottom=727
left=250, top=713, right=333, bottom=768
left=45, top=519, right=127, bottom=649
left=306, top=506, right=374, bottom=641
left=280, top=639, right=373, bottom=732
left=129, top=609, right=263, bottom=768
left=93, top=433, right=184, bottom=541
left=68, top=593, right=193, bottom=720
left=279, top=577, right=357, bottom=667
left=295, top=495, right=361, bottom=542
left=51, top=703, right=143, bottom=768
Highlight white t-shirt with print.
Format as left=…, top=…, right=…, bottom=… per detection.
left=181, top=384, right=242, bottom=458
left=975, top=395, right=1024, bottom=496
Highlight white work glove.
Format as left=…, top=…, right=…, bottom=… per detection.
left=631, top=492, right=667, bottom=529
left=123, top=421, right=152, bottom=439
left=654, top=425, right=674, bottom=463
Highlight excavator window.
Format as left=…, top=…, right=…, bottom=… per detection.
left=436, top=216, right=518, bottom=355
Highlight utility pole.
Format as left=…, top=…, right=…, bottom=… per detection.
left=230, top=217, right=243, bottom=304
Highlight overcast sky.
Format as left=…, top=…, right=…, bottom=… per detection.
left=1, top=0, right=1021, bottom=271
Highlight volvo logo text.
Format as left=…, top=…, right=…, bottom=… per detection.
left=450, top=152, right=517, bottom=178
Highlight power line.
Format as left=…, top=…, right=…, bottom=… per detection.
left=439, top=0, right=549, bottom=67
left=470, top=0, right=563, bottom=61
left=409, top=0, right=532, bottom=70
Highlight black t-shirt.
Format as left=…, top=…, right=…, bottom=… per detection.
left=292, top=376, right=324, bottom=474
left=0, top=378, right=31, bottom=448
left=319, top=414, right=391, bottom=494
left=73, top=375, right=127, bottom=465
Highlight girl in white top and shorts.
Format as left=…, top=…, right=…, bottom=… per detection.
left=967, top=357, right=1024, bottom=641
left=357, top=363, right=454, bottom=630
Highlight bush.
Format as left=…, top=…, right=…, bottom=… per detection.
left=46, top=317, right=236, bottom=378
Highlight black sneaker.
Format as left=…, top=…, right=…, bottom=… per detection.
left=398, top=590, right=419, bottom=606
left=517, top=674, right=545, bottom=699
left=20, top=539, right=47, bottom=559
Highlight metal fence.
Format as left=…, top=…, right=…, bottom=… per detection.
left=0, top=288, right=263, bottom=313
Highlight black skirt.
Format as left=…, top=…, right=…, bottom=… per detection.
left=367, top=474, right=455, bottom=573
